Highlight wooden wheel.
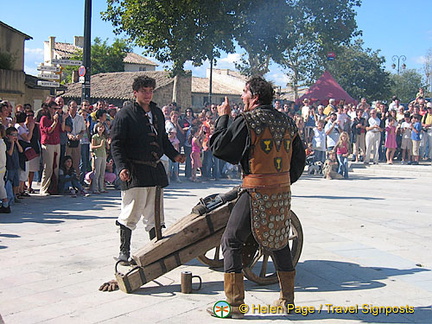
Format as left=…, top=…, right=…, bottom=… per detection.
left=197, top=246, right=224, bottom=268
left=242, top=210, right=303, bottom=285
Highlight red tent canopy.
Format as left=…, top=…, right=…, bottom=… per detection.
left=296, top=71, right=357, bottom=106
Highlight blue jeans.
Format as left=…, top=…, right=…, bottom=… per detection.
left=202, top=150, right=213, bottom=178
left=80, top=144, right=90, bottom=184
left=169, top=160, right=180, bottom=181
left=314, top=150, right=326, bottom=163
left=337, top=154, right=349, bottom=179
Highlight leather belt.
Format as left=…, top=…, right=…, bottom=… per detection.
left=242, top=172, right=290, bottom=189
left=130, top=159, right=160, bottom=168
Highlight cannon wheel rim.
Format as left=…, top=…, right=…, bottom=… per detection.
left=242, top=210, right=303, bottom=285
left=197, top=246, right=224, bottom=268
left=197, top=210, right=303, bottom=283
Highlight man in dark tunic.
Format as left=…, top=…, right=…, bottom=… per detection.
left=110, top=76, right=185, bottom=264
left=210, top=76, right=305, bottom=318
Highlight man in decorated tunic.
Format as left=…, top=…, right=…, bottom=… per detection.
left=210, top=76, right=305, bottom=318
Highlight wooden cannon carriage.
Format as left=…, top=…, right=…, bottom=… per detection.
left=115, top=187, right=303, bottom=293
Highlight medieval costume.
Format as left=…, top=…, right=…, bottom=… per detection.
left=111, top=101, right=180, bottom=262
left=210, top=104, right=305, bottom=317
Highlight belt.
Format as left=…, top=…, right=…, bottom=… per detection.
left=129, top=159, right=160, bottom=168
left=242, top=172, right=290, bottom=189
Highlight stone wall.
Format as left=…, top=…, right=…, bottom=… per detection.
left=0, top=27, right=26, bottom=71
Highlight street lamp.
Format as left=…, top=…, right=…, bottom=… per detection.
left=391, top=55, right=406, bottom=75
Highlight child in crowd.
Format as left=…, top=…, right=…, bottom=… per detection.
left=385, top=117, right=398, bottom=164
left=190, top=127, right=204, bottom=182
left=305, top=142, right=315, bottom=166
left=322, top=151, right=343, bottom=180
left=0, top=125, right=10, bottom=213
left=168, top=129, right=181, bottom=183
left=90, top=122, right=109, bottom=193
left=334, top=131, right=351, bottom=179
left=410, top=114, right=421, bottom=165
left=399, top=112, right=412, bottom=164
left=58, top=156, right=88, bottom=197
left=5, top=127, right=23, bottom=203
left=312, top=120, right=326, bottom=163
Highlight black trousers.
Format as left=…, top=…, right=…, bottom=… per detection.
left=221, top=191, right=295, bottom=273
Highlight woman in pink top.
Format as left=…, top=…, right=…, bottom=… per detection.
left=334, top=131, right=351, bottom=179
left=385, top=117, right=397, bottom=164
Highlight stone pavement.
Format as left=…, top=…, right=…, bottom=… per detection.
left=0, top=165, right=431, bottom=323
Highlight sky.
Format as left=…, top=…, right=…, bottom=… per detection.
left=2, top=0, right=432, bottom=88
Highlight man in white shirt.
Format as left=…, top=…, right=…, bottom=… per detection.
left=66, top=100, right=87, bottom=178
left=364, top=109, right=382, bottom=164
left=389, top=96, right=402, bottom=111
left=325, top=113, right=340, bottom=151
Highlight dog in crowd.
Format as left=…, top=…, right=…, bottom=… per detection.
left=308, top=161, right=323, bottom=175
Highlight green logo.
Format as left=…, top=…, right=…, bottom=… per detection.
left=213, top=300, right=231, bottom=318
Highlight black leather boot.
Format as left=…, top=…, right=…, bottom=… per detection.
left=116, top=221, right=132, bottom=265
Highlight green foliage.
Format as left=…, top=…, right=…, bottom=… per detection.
left=272, top=0, right=361, bottom=96
left=102, top=0, right=236, bottom=76
left=0, top=51, right=16, bottom=70
left=102, top=0, right=361, bottom=79
left=324, top=40, right=392, bottom=101
left=91, top=37, right=132, bottom=74
left=62, top=37, right=132, bottom=84
left=234, top=0, right=293, bottom=77
left=389, top=70, right=425, bottom=103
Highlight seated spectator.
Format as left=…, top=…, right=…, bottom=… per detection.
left=322, top=151, right=343, bottom=180
left=84, top=160, right=119, bottom=189
left=58, top=156, right=88, bottom=197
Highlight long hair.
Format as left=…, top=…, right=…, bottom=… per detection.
left=335, top=131, right=351, bottom=151
left=94, top=122, right=107, bottom=137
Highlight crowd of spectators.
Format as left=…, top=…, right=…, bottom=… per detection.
left=0, top=96, right=248, bottom=214
left=0, top=96, right=123, bottom=213
left=1, top=89, right=430, bottom=212
left=275, top=90, right=432, bottom=179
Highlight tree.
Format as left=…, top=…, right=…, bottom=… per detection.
left=423, top=48, right=432, bottom=97
left=102, top=0, right=235, bottom=76
left=325, top=39, right=392, bottom=101
left=102, top=0, right=361, bottom=86
left=0, top=51, right=16, bottom=70
left=389, top=69, right=425, bottom=103
left=233, top=0, right=293, bottom=77
left=238, top=0, right=361, bottom=81
left=91, top=37, right=132, bottom=74
left=62, top=37, right=131, bottom=84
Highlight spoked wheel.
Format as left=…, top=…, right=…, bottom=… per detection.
left=242, top=210, right=303, bottom=285
left=197, top=245, right=224, bottom=268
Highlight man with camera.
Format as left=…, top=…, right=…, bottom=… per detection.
left=39, top=101, right=65, bottom=195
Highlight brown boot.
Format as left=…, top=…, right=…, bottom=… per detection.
left=224, top=272, right=245, bottom=319
left=208, top=272, right=245, bottom=318
left=274, top=270, right=295, bottom=310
